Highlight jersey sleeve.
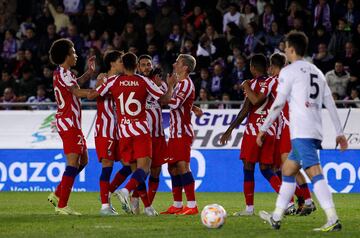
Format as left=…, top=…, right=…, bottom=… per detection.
left=168, top=79, right=191, bottom=109
left=276, top=69, right=293, bottom=99
left=144, top=77, right=164, bottom=101
left=96, top=77, right=116, bottom=97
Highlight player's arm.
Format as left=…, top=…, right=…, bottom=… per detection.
left=159, top=74, right=177, bottom=105
left=323, top=85, right=348, bottom=151
left=192, top=105, right=203, bottom=117
left=76, top=56, right=96, bottom=85
left=241, top=80, right=267, bottom=106
left=88, top=77, right=115, bottom=100
left=256, top=92, right=286, bottom=146
left=220, top=99, right=251, bottom=145
left=69, top=85, right=94, bottom=98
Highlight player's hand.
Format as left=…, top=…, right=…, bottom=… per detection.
left=256, top=131, right=266, bottom=147
left=97, top=73, right=107, bottom=81
left=220, top=130, right=232, bottom=145
left=336, top=135, right=348, bottom=152
left=87, top=89, right=98, bottom=100
left=153, top=74, right=162, bottom=86
left=192, top=105, right=203, bottom=118
left=166, top=73, right=177, bottom=87
left=87, top=56, right=96, bottom=72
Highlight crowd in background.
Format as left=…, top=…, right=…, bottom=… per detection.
left=0, top=0, right=360, bottom=110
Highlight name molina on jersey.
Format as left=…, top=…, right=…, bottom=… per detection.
left=119, top=80, right=140, bottom=87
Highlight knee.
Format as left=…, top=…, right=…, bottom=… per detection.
left=150, top=167, right=161, bottom=178
left=243, top=161, right=255, bottom=171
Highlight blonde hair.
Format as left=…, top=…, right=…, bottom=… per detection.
left=178, top=54, right=196, bottom=72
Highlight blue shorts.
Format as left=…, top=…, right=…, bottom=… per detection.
left=288, top=138, right=322, bottom=170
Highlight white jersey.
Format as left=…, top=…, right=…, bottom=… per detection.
left=277, top=60, right=332, bottom=140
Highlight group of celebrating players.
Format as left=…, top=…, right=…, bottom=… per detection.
left=45, top=31, right=348, bottom=232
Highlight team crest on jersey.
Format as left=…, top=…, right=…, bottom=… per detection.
left=107, top=150, right=112, bottom=156
left=178, top=91, right=185, bottom=98
left=259, top=82, right=267, bottom=87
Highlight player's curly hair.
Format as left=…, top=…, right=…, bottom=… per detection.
left=49, top=39, right=74, bottom=65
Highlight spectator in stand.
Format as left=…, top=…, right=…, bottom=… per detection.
left=312, top=42, right=334, bottom=74
left=162, top=39, right=178, bottom=75
left=0, top=87, right=18, bottom=110
left=224, top=22, right=243, bottom=50
left=183, top=5, right=206, bottom=30
left=40, top=64, right=55, bottom=101
left=180, top=38, right=196, bottom=57
left=346, top=73, right=360, bottom=97
left=223, top=3, right=241, bottom=33
left=77, top=2, right=103, bottom=36
left=240, top=3, right=258, bottom=30
left=194, top=67, right=211, bottom=98
left=155, top=4, right=180, bottom=39
left=147, top=43, right=161, bottom=68
left=325, top=60, right=350, bottom=98
left=0, top=69, right=19, bottom=96
left=130, top=2, right=153, bottom=34
left=143, top=23, right=163, bottom=52
left=346, top=87, right=360, bottom=108
left=35, top=5, right=54, bottom=36
left=343, top=0, right=360, bottom=30
left=169, top=24, right=182, bottom=48
left=21, top=27, right=38, bottom=56
left=328, top=18, right=352, bottom=57
left=1, top=29, right=19, bottom=62
left=340, top=41, right=359, bottom=75
left=259, top=3, right=276, bottom=33
left=265, top=21, right=283, bottom=55
left=45, top=0, right=71, bottom=34
left=38, top=24, right=60, bottom=63
left=24, top=49, right=41, bottom=76
left=232, top=55, right=251, bottom=84
left=285, top=1, right=307, bottom=33
left=17, top=15, right=36, bottom=40
left=84, top=29, right=102, bottom=52
left=27, top=84, right=52, bottom=110
left=196, top=88, right=212, bottom=109
left=308, top=25, right=331, bottom=55
left=104, top=3, right=125, bottom=34
left=17, top=66, right=39, bottom=102
left=230, top=82, right=245, bottom=103
left=313, top=0, right=332, bottom=32
left=182, top=22, right=198, bottom=43
left=120, top=22, right=139, bottom=50
left=196, top=35, right=217, bottom=69
left=11, top=49, right=27, bottom=79
left=209, top=63, right=227, bottom=99
left=63, top=0, right=84, bottom=17
left=243, top=22, right=265, bottom=58
left=218, top=93, right=232, bottom=109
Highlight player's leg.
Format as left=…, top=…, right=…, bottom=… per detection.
left=305, top=165, right=341, bottom=231
left=109, top=163, right=132, bottom=193
left=160, top=163, right=183, bottom=214
left=148, top=166, right=161, bottom=204
left=259, top=158, right=300, bottom=229
left=99, top=158, right=117, bottom=215
left=54, top=152, right=82, bottom=215
left=234, top=161, right=255, bottom=216
left=177, top=161, right=198, bottom=215
left=295, top=171, right=316, bottom=215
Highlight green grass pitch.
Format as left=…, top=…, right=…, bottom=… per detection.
left=0, top=192, right=359, bottom=238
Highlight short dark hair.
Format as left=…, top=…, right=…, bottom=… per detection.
left=270, top=53, right=286, bottom=69
left=285, top=32, right=308, bottom=57
left=250, top=54, right=267, bottom=73
left=103, top=50, right=123, bottom=72
left=49, top=39, right=74, bottom=65
left=138, top=54, right=152, bottom=62
left=122, top=52, right=137, bottom=71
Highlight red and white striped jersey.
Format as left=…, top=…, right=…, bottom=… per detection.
left=244, top=75, right=277, bottom=137
left=269, top=74, right=290, bottom=139
left=95, top=75, right=118, bottom=139
left=53, top=66, right=82, bottom=133
left=96, top=74, right=163, bottom=138
left=168, top=77, right=195, bottom=138
left=146, top=80, right=168, bottom=137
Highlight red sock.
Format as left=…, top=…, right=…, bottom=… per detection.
left=125, top=178, right=141, bottom=192
left=100, top=181, right=110, bottom=204
left=148, top=177, right=159, bottom=204
left=244, top=181, right=254, bottom=206
left=109, top=173, right=127, bottom=193
left=172, top=186, right=182, bottom=202
left=137, top=183, right=150, bottom=207
left=269, top=175, right=281, bottom=193
left=294, top=185, right=303, bottom=199
left=55, top=181, right=62, bottom=197
left=183, top=182, right=195, bottom=201
left=58, top=175, right=75, bottom=208
left=300, top=184, right=311, bottom=200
